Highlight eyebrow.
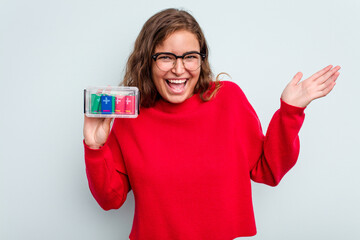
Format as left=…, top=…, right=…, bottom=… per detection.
left=154, top=51, right=201, bottom=56
left=152, top=51, right=206, bottom=59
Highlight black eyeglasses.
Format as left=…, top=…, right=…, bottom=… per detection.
left=152, top=51, right=206, bottom=71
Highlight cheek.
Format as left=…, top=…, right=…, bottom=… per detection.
left=191, top=70, right=201, bottom=83
left=151, top=66, right=166, bottom=90
left=151, top=65, right=160, bottom=83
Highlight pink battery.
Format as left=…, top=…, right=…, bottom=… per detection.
left=115, top=95, right=126, bottom=114
left=125, top=95, right=135, bottom=114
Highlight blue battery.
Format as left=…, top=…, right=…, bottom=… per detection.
left=101, top=95, right=113, bottom=114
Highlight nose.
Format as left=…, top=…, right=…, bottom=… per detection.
left=171, top=58, right=186, bottom=75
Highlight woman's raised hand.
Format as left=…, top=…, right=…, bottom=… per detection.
left=281, top=65, right=341, bottom=108
left=83, top=116, right=113, bottom=149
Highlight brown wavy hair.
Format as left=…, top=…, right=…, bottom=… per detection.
left=122, top=8, right=221, bottom=107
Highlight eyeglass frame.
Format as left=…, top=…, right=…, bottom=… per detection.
left=151, top=51, right=206, bottom=71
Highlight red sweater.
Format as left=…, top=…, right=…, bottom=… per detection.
left=84, top=81, right=305, bottom=240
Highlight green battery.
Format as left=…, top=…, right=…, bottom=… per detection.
left=91, top=94, right=102, bottom=114
left=112, top=95, right=115, bottom=113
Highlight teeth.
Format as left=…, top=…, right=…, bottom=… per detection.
left=168, top=79, right=186, bottom=84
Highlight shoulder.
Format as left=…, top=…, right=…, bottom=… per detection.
left=215, top=80, right=259, bottom=118
left=216, top=80, right=248, bottom=103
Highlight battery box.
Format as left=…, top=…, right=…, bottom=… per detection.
left=84, top=86, right=140, bottom=118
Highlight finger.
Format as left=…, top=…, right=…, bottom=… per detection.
left=308, top=65, right=333, bottom=82
left=290, top=72, right=303, bottom=85
left=103, top=118, right=114, bottom=129
left=320, top=81, right=336, bottom=98
left=313, top=73, right=338, bottom=99
left=315, top=65, right=341, bottom=85
left=104, top=117, right=113, bottom=124
left=311, top=83, right=335, bottom=101
left=318, top=71, right=340, bottom=91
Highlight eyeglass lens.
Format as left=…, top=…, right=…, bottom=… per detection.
left=155, top=53, right=202, bottom=71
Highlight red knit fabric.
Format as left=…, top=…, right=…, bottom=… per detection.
left=84, top=81, right=305, bottom=240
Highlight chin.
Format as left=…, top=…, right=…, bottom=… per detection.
left=164, top=93, right=191, bottom=104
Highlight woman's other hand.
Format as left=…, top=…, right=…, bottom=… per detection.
left=83, top=115, right=113, bottom=149
left=281, top=65, right=341, bottom=108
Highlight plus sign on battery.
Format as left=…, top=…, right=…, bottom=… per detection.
left=116, top=97, right=122, bottom=104
left=103, top=97, right=110, bottom=104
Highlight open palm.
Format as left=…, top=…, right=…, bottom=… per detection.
left=281, top=65, right=341, bottom=108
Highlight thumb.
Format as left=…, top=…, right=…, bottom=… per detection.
left=290, top=72, right=303, bottom=85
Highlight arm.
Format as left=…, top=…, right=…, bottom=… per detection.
left=249, top=100, right=305, bottom=186
left=84, top=117, right=131, bottom=210
left=249, top=65, right=340, bottom=186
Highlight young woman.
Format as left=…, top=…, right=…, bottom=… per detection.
left=83, top=8, right=340, bottom=240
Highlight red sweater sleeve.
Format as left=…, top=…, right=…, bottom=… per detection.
left=84, top=120, right=131, bottom=210
left=248, top=99, right=305, bottom=186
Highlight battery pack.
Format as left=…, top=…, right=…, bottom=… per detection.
left=84, top=86, right=140, bottom=118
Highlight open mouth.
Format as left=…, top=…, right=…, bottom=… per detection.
left=166, top=79, right=188, bottom=93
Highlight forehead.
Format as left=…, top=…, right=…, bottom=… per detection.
left=155, top=30, right=200, bottom=54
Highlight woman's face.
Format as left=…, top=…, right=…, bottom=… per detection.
left=151, top=30, right=201, bottom=104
